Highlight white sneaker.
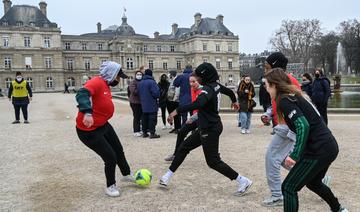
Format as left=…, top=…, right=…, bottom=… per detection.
left=246, top=129, right=251, bottom=134
left=322, top=175, right=332, bottom=187
left=159, top=175, right=171, bottom=187
left=339, top=205, right=349, bottom=212
left=234, top=179, right=252, bottom=196
left=162, top=125, right=168, bottom=130
left=105, top=184, right=120, bottom=197
left=133, top=132, right=142, bottom=137
left=262, top=195, right=283, bottom=207
left=241, top=129, right=246, bottom=134
left=121, top=173, right=135, bottom=182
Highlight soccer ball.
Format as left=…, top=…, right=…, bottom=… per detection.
left=134, top=169, right=152, bottom=186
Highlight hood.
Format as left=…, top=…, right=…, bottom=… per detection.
left=99, top=61, right=121, bottom=83
left=183, top=68, right=193, bottom=74
left=194, top=62, right=219, bottom=84
left=143, top=75, right=154, bottom=80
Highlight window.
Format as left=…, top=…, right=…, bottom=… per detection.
left=3, top=36, right=9, bottom=47
left=126, top=58, right=134, bottom=70
left=228, top=58, right=233, bottom=69
left=25, top=57, right=32, bottom=69
left=5, top=78, right=11, bottom=88
left=144, top=45, right=148, bottom=52
left=203, top=43, right=207, bottom=51
left=67, top=59, right=74, bottom=70
left=2, top=21, right=8, bottom=26
left=157, top=45, right=161, bottom=52
left=65, top=42, right=71, bottom=50
left=44, top=36, right=50, bottom=48
left=228, top=43, right=232, bottom=52
left=4, top=57, right=11, bottom=69
left=67, top=77, right=75, bottom=87
left=136, top=46, right=140, bottom=52
left=215, top=44, right=220, bottom=52
left=26, top=77, right=33, bottom=88
left=170, top=45, right=175, bottom=52
left=148, top=60, right=153, bottom=70
left=163, top=62, right=168, bottom=70
left=84, top=58, right=91, bottom=71
left=46, top=77, right=53, bottom=88
left=82, top=43, right=87, bottom=50
left=176, top=60, right=181, bottom=70
left=120, top=46, right=124, bottom=51
left=216, top=58, right=221, bottom=69
left=16, top=21, right=23, bottom=26
left=98, top=43, right=103, bottom=51
left=45, top=57, right=52, bottom=69
left=24, top=36, right=31, bottom=47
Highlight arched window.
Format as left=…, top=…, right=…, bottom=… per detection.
left=67, top=77, right=75, bottom=87
left=126, top=58, right=133, bottom=70
left=46, top=77, right=53, bottom=88
left=5, top=77, right=11, bottom=88
left=26, top=77, right=33, bottom=88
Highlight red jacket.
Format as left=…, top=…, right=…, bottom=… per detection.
left=191, top=87, right=202, bottom=114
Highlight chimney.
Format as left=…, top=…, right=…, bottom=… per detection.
left=39, top=1, right=47, bottom=17
left=194, top=12, right=202, bottom=27
left=3, top=0, right=11, bottom=14
left=172, top=23, right=178, bottom=35
left=216, top=14, right=224, bottom=24
left=97, top=22, right=102, bottom=33
left=154, top=31, right=159, bottom=39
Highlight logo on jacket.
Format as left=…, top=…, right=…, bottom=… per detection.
left=288, top=110, right=297, bottom=119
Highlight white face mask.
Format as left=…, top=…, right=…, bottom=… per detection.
left=135, top=74, right=142, bottom=80
left=16, top=76, right=23, bottom=81
left=261, top=78, right=266, bottom=83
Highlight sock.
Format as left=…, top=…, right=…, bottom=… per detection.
left=163, top=169, right=174, bottom=179
left=236, top=174, right=248, bottom=185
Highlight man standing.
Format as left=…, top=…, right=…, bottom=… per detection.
left=8, top=71, right=32, bottom=124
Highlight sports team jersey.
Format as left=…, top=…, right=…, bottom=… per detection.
left=76, top=77, right=114, bottom=131
left=279, top=94, right=338, bottom=161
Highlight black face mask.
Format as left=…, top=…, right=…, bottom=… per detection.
left=109, top=80, right=119, bottom=87
left=315, top=74, right=320, bottom=78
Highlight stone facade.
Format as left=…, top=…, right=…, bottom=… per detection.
left=0, top=1, right=240, bottom=92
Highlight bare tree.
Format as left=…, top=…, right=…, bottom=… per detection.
left=270, top=19, right=322, bottom=71
left=312, top=32, right=339, bottom=75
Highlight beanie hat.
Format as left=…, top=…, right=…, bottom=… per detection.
left=194, top=62, right=219, bottom=84
left=16, top=71, right=22, bottom=76
left=145, top=69, right=153, bottom=76
left=265, top=52, right=288, bottom=69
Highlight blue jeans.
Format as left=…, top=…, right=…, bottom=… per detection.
left=240, top=112, right=252, bottom=130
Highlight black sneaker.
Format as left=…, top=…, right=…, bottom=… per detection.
left=24, top=120, right=30, bottom=124
left=143, top=133, right=149, bottom=138
left=169, top=129, right=177, bottom=133
left=149, top=134, right=160, bottom=139
left=12, top=120, right=20, bottom=124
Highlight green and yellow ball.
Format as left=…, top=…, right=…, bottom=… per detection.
left=134, top=169, right=152, bottom=186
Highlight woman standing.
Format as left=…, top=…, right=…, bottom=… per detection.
left=128, top=71, right=143, bottom=137
left=264, top=68, right=347, bottom=212
left=158, top=74, right=170, bottom=129
left=237, top=75, right=255, bottom=134
left=75, top=61, right=133, bottom=197
left=301, top=73, right=313, bottom=97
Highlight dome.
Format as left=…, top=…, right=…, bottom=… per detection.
left=115, top=15, right=135, bottom=36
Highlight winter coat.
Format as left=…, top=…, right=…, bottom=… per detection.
left=301, top=81, right=313, bottom=97
left=259, top=82, right=271, bottom=108
left=138, top=75, right=160, bottom=113
left=237, top=82, right=256, bottom=112
left=158, top=80, right=170, bottom=108
left=311, top=77, right=331, bottom=104
left=173, top=68, right=192, bottom=106
left=128, top=79, right=141, bottom=104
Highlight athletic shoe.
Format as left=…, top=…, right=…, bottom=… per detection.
left=245, top=129, right=251, bottom=134
left=133, top=132, right=142, bottom=137
left=261, top=196, right=283, bottom=207
left=238, top=123, right=241, bottom=127
left=241, top=129, right=246, bottom=134
left=105, top=184, right=120, bottom=197
left=169, top=129, right=179, bottom=134
left=339, top=205, right=349, bottom=212
left=12, top=120, right=20, bottom=124
left=149, top=134, right=160, bottom=139
left=162, top=125, right=168, bottom=130
left=24, top=120, right=30, bottom=124
left=322, top=175, right=332, bottom=187
left=234, top=179, right=252, bottom=196
left=121, top=173, right=135, bottom=182
left=270, top=130, right=275, bottom=135
left=143, top=133, right=149, bottom=138
left=159, top=175, right=170, bottom=187
left=164, top=154, right=175, bottom=162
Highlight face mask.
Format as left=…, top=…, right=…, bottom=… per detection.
left=261, top=78, right=266, bottom=83
left=315, top=73, right=320, bottom=78
left=109, top=80, right=119, bottom=87
left=16, top=76, right=23, bottom=81
left=135, top=75, right=142, bottom=80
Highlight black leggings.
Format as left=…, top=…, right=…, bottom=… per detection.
left=282, top=151, right=340, bottom=212
left=169, top=123, right=238, bottom=180
left=173, top=121, right=198, bottom=154
left=76, top=123, right=131, bottom=187
left=314, top=101, right=328, bottom=125
left=130, top=103, right=142, bottom=133
left=167, top=101, right=181, bottom=130
left=14, top=104, right=28, bottom=121
left=160, top=106, right=167, bottom=125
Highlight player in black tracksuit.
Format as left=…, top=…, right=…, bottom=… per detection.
left=159, top=62, right=253, bottom=196
left=264, top=68, right=347, bottom=212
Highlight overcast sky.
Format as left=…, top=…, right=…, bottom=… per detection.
left=6, top=0, right=360, bottom=54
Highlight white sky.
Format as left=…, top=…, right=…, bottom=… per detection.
left=6, top=0, right=360, bottom=54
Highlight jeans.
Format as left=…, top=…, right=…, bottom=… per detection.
left=240, top=112, right=252, bottom=130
